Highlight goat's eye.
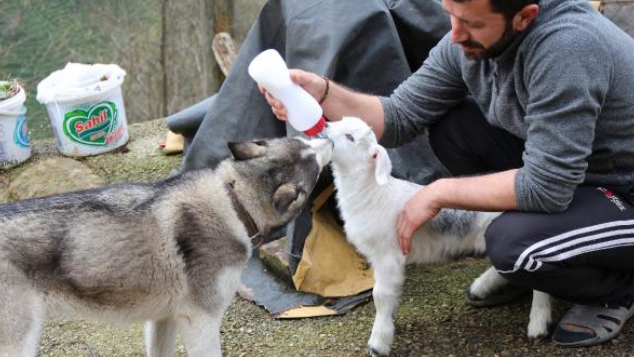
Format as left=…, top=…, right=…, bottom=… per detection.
left=345, top=133, right=355, bottom=142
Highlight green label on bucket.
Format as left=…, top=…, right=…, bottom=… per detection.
left=13, top=115, right=29, bottom=148
left=63, top=101, right=120, bottom=146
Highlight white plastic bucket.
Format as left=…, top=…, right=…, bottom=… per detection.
left=36, top=63, right=129, bottom=157
left=0, top=85, right=31, bottom=168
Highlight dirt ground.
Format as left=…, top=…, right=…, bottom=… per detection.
left=38, top=258, right=634, bottom=357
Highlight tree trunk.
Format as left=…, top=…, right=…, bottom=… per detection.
left=206, top=0, right=234, bottom=93
left=160, top=0, right=170, bottom=118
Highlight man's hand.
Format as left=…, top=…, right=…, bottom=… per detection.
left=396, top=185, right=442, bottom=255
left=259, top=69, right=327, bottom=121
left=396, top=171, right=519, bottom=255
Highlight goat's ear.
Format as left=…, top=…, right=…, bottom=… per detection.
left=228, top=141, right=267, bottom=160
left=370, top=144, right=391, bottom=185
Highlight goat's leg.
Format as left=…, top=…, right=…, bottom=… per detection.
left=472, top=267, right=552, bottom=339
left=468, top=266, right=509, bottom=299
left=527, top=291, right=552, bottom=339
left=368, top=259, right=406, bottom=357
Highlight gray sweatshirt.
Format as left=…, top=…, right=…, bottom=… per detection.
left=380, top=0, right=634, bottom=213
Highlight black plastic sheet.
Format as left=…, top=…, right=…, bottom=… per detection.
left=166, top=0, right=450, bottom=315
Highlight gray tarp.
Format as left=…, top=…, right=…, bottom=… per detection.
left=166, top=0, right=450, bottom=314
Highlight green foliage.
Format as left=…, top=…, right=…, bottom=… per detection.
left=1, top=0, right=268, bottom=142
left=0, top=0, right=160, bottom=140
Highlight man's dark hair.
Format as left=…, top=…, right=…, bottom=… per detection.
left=452, top=0, right=540, bottom=21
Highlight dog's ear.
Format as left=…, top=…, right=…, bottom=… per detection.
left=370, top=144, right=392, bottom=185
left=228, top=141, right=267, bottom=160
left=272, top=183, right=305, bottom=214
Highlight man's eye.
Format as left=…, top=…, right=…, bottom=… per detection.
left=345, top=133, right=355, bottom=142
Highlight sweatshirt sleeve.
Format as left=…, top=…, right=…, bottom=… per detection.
left=515, top=25, right=612, bottom=212
left=379, top=34, right=469, bottom=148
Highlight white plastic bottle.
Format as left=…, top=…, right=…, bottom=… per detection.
left=248, top=49, right=326, bottom=137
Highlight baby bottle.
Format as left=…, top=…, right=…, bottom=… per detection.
left=248, top=49, right=326, bottom=137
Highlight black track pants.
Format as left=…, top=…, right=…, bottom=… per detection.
left=429, top=98, right=634, bottom=305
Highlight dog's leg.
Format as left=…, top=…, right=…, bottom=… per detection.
left=0, top=282, right=44, bottom=357
left=177, top=266, right=242, bottom=357
left=468, top=266, right=509, bottom=299
left=368, top=258, right=406, bottom=357
left=177, top=312, right=223, bottom=357
left=527, top=291, right=552, bottom=339
left=145, top=318, right=177, bottom=357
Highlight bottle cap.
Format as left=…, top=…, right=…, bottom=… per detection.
left=304, top=116, right=327, bottom=137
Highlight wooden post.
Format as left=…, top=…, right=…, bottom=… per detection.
left=207, top=0, right=235, bottom=91
left=160, top=0, right=170, bottom=118
left=212, top=32, right=238, bottom=76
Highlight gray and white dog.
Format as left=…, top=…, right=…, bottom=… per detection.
left=0, top=137, right=332, bottom=357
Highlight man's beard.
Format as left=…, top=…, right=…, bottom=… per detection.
left=461, top=21, right=518, bottom=60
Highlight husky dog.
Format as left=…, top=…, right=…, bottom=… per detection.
left=326, top=117, right=551, bottom=356
left=0, top=137, right=332, bottom=357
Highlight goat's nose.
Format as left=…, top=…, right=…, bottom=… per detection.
left=322, top=123, right=336, bottom=139
left=310, top=138, right=333, bottom=155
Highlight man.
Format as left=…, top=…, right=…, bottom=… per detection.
left=264, top=0, right=634, bottom=347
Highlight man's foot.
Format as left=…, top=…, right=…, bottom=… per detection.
left=552, top=300, right=634, bottom=347
left=465, top=283, right=531, bottom=307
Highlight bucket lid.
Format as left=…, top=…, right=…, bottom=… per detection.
left=36, top=63, right=126, bottom=105
left=0, top=84, right=26, bottom=117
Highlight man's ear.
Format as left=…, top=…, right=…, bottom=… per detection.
left=370, top=144, right=392, bottom=186
left=228, top=141, right=267, bottom=160
left=513, top=4, right=539, bottom=31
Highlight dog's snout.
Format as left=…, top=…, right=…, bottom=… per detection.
left=309, top=138, right=333, bottom=168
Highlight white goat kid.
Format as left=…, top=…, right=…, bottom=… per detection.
left=326, top=117, right=551, bottom=356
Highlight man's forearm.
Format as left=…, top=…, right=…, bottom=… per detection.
left=429, top=169, right=519, bottom=212
left=322, top=81, right=386, bottom=139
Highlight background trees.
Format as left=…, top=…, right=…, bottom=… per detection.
left=0, top=0, right=265, bottom=140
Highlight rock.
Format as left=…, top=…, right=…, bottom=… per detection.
left=83, top=119, right=183, bottom=184
left=258, top=237, right=295, bottom=288
left=0, top=119, right=182, bottom=204
left=0, top=176, right=8, bottom=203
left=8, top=157, right=105, bottom=200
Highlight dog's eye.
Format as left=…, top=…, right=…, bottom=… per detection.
left=345, top=133, right=355, bottom=142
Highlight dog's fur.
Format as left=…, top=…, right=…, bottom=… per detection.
left=0, top=137, right=332, bottom=357
left=326, top=117, right=551, bottom=356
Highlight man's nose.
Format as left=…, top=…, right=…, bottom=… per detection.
left=450, top=17, right=469, bottom=43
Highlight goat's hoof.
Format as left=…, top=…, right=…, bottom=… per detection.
left=527, top=327, right=551, bottom=342
left=368, top=345, right=390, bottom=357
left=528, top=333, right=550, bottom=344
left=527, top=318, right=552, bottom=341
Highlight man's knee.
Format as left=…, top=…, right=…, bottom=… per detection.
left=484, top=213, right=530, bottom=273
